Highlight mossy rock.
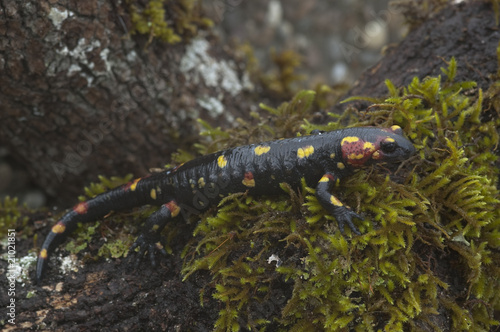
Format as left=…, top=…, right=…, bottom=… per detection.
left=178, top=58, right=500, bottom=331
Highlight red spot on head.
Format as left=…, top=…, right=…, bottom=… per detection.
left=73, top=202, right=89, bottom=214
left=342, top=139, right=370, bottom=166
left=244, top=171, right=254, bottom=180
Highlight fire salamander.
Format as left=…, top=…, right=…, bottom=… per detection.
left=36, top=126, right=415, bottom=282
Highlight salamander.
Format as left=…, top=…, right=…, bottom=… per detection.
left=36, top=126, right=415, bottom=282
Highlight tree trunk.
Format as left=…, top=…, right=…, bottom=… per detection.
left=0, top=0, right=255, bottom=202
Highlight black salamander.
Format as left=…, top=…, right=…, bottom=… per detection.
left=36, top=126, right=415, bottom=282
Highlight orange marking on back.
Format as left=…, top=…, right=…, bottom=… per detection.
left=165, top=201, right=181, bottom=217
left=242, top=171, right=255, bottom=187
left=73, top=202, right=89, bottom=214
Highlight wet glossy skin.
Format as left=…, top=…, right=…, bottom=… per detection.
left=36, top=126, right=415, bottom=282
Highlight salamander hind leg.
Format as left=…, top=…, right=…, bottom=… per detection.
left=128, top=200, right=180, bottom=268
left=315, top=173, right=364, bottom=235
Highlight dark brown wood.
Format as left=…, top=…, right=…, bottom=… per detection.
left=0, top=0, right=256, bottom=202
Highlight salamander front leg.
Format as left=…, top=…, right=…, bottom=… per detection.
left=129, top=201, right=180, bottom=267
left=315, top=173, right=364, bottom=235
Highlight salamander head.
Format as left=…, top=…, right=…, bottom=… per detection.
left=340, top=126, right=416, bottom=167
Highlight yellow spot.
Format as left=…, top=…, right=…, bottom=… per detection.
left=297, top=145, right=314, bottom=159
left=391, top=125, right=401, bottom=131
left=330, top=195, right=343, bottom=207
left=372, top=151, right=381, bottom=159
left=348, top=153, right=365, bottom=160
left=198, top=177, right=206, bottom=188
left=52, top=223, right=66, bottom=234
left=40, top=249, right=48, bottom=259
left=254, top=145, right=271, bottom=156
left=166, top=201, right=181, bottom=217
left=242, top=179, right=255, bottom=187
left=150, top=188, right=157, bottom=200
left=189, top=179, right=196, bottom=188
left=152, top=224, right=160, bottom=231
left=363, top=142, right=376, bottom=152
left=385, top=137, right=395, bottom=143
left=337, top=162, right=345, bottom=170
left=171, top=206, right=180, bottom=217
left=319, top=176, right=330, bottom=182
left=341, top=136, right=360, bottom=145
left=242, top=172, right=255, bottom=187
left=130, top=178, right=141, bottom=191
left=218, top=155, right=228, bottom=168
left=330, top=153, right=335, bottom=159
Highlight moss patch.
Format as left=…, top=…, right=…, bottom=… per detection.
left=181, top=58, right=500, bottom=331
left=126, top=0, right=212, bottom=46
left=0, top=197, right=29, bottom=239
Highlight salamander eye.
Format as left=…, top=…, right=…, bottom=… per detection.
left=380, top=141, right=397, bottom=153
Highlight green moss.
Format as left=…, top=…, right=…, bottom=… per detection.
left=64, top=221, right=100, bottom=255
left=238, top=44, right=305, bottom=100
left=261, top=50, right=304, bottom=98
left=181, top=57, right=500, bottom=330
left=494, top=0, right=500, bottom=26
left=126, top=0, right=212, bottom=46
left=0, top=196, right=29, bottom=238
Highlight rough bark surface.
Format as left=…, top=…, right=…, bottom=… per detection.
left=0, top=0, right=255, bottom=202
left=1, top=1, right=499, bottom=332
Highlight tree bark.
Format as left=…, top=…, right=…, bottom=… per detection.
left=0, top=0, right=255, bottom=202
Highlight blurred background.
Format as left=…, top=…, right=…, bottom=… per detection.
left=206, top=0, right=406, bottom=85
